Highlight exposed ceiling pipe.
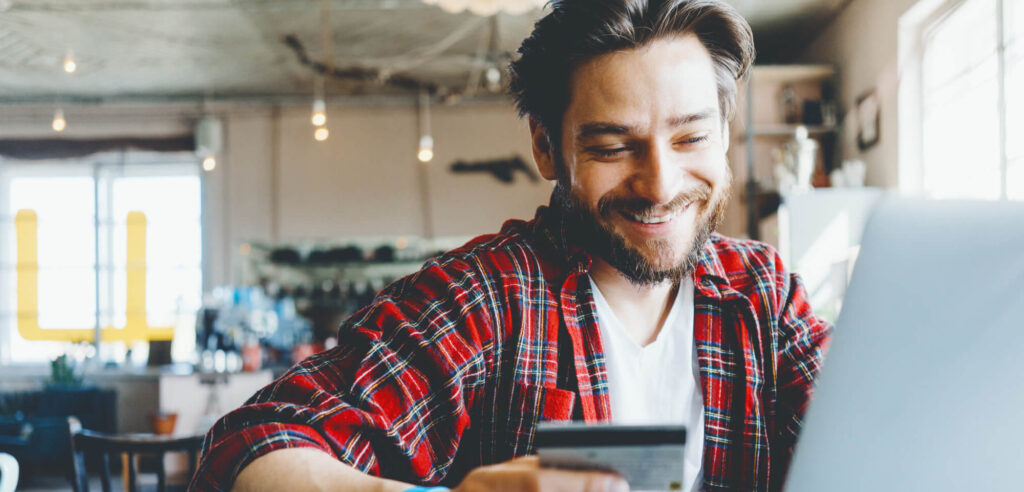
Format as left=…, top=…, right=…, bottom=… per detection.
left=4, top=0, right=435, bottom=12
left=0, top=91, right=511, bottom=108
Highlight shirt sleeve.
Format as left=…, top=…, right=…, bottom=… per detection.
left=189, top=258, right=494, bottom=491
left=770, top=256, right=833, bottom=489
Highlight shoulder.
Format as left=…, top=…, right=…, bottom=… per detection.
left=434, top=217, right=558, bottom=279
left=383, top=217, right=555, bottom=299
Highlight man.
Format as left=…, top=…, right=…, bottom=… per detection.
left=192, top=0, right=830, bottom=491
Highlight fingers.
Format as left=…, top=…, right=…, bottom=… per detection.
left=454, top=455, right=629, bottom=492
left=512, top=455, right=628, bottom=492
left=507, top=455, right=540, bottom=468
left=536, top=467, right=629, bottom=492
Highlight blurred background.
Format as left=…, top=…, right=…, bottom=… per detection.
left=0, top=0, right=1022, bottom=489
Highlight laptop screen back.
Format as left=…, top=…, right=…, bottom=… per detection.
left=785, top=197, right=1024, bottom=491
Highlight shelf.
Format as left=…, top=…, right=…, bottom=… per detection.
left=738, top=64, right=840, bottom=242
left=263, top=260, right=426, bottom=270
left=256, top=260, right=426, bottom=280
left=749, top=125, right=839, bottom=137
left=243, top=254, right=429, bottom=289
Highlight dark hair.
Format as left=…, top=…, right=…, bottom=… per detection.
left=508, top=0, right=755, bottom=146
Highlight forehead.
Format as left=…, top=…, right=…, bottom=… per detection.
left=564, top=34, right=720, bottom=129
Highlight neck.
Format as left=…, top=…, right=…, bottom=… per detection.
left=590, top=258, right=681, bottom=347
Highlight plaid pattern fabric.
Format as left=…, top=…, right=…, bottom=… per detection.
left=190, top=200, right=831, bottom=492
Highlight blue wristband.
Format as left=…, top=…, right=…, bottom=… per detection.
left=404, top=488, right=449, bottom=492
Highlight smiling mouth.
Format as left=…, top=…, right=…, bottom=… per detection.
left=621, top=203, right=690, bottom=224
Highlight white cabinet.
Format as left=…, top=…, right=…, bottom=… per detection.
left=84, top=369, right=274, bottom=435
left=157, top=371, right=274, bottom=436
left=777, top=188, right=882, bottom=322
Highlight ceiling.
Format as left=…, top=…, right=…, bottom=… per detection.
left=0, top=0, right=849, bottom=105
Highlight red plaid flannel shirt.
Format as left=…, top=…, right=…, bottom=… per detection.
left=191, top=202, right=831, bottom=491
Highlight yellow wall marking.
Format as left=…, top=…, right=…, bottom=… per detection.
left=15, top=209, right=175, bottom=343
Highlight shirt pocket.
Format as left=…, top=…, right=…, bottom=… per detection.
left=501, top=382, right=576, bottom=459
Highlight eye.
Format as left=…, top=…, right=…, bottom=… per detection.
left=586, top=146, right=632, bottom=159
left=675, top=134, right=710, bottom=146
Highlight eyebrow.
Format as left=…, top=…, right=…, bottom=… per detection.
left=575, top=108, right=718, bottom=140
left=667, top=108, right=717, bottom=128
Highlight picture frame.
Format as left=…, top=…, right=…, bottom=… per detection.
left=856, top=89, right=880, bottom=151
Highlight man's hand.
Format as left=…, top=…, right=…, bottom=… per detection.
left=453, top=456, right=629, bottom=492
left=233, top=449, right=628, bottom=492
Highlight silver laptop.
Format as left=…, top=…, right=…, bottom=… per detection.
left=785, top=196, right=1024, bottom=491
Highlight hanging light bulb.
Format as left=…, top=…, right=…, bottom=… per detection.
left=311, top=98, right=327, bottom=126
left=417, top=135, right=434, bottom=163
left=314, top=126, right=329, bottom=141
left=194, top=115, right=222, bottom=171
left=63, top=51, right=77, bottom=74
left=51, top=108, right=66, bottom=132
left=485, top=66, right=502, bottom=91
left=417, top=90, right=434, bottom=162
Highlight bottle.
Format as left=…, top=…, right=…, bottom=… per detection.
left=780, top=84, right=801, bottom=124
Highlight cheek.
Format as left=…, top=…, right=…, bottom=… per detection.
left=688, top=151, right=729, bottom=188
left=569, top=159, right=624, bottom=205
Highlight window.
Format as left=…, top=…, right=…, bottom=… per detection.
left=1005, top=0, right=1024, bottom=198
left=0, top=153, right=202, bottom=365
left=916, top=0, right=1024, bottom=200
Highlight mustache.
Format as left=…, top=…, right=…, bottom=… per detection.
left=597, top=184, right=712, bottom=218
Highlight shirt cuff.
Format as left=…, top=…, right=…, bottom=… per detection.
left=191, top=422, right=336, bottom=491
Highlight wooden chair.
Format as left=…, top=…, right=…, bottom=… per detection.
left=67, top=417, right=204, bottom=492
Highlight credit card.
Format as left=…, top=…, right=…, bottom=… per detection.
left=534, top=422, right=687, bottom=491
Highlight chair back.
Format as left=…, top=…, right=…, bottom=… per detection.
left=0, top=452, right=18, bottom=492
left=67, top=416, right=204, bottom=492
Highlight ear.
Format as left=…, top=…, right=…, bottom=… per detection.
left=529, top=117, right=558, bottom=181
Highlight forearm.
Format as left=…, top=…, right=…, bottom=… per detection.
left=232, top=448, right=412, bottom=492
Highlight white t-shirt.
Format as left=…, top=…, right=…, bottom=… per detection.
left=589, top=276, right=705, bottom=492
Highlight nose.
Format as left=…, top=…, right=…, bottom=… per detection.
left=630, top=142, right=680, bottom=206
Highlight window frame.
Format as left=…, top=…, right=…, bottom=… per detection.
left=0, top=151, right=204, bottom=366
left=902, top=0, right=1015, bottom=200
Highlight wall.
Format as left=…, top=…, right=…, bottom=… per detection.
left=0, top=100, right=554, bottom=288
left=208, top=101, right=553, bottom=286
left=797, top=0, right=920, bottom=189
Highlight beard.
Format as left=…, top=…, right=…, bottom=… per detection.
left=554, top=176, right=730, bottom=286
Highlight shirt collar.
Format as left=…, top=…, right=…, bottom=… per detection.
left=692, top=235, right=735, bottom=300
left=528, top=192, right=591, bottom=271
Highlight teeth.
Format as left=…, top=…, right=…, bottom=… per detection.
left=627, top=207, right=684, bottom=224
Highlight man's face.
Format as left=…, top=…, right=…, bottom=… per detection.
left=534, top=34, right=732, bottom=285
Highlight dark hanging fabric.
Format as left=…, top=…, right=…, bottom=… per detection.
left=0, top=135, right=195, bottom=160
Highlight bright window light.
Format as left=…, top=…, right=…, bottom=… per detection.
left=3, top=176, right=96, bottom=362
left=921, top=0, right=1001, bottom=199
left=0, top=159, right=202, bottom=365
left=918, top=0, right=1024, bottom=201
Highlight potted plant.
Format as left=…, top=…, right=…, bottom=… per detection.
left=47, top=354, right=84, bottom=388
